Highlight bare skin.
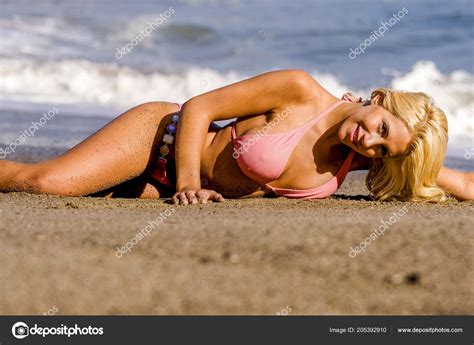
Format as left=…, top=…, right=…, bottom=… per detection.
left=172, top=69, right=473, bottom=203
left=0, top=102, right=183, bottom=199
left=0, top=70, right=472, bottom=202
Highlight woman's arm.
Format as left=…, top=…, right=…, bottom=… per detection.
left=173, top=69, right=319, bottom=205
left=436, top=166, right=474, bottom=200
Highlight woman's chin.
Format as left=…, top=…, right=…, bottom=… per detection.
left=338, top=129, right=348, bottom=144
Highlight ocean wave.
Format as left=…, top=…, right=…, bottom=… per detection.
left=0, top=15, right=102, bottom=59
left=0, top=58, right=472, bottom=153
left=0, top=57, right=244, bottom=109
left=112, top=16, right=216, bottom=43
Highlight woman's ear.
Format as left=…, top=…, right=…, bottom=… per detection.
left=370, top=94, right=383, bottom=106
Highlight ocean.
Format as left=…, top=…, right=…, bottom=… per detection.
left=0, top=0, right=473, bottom=169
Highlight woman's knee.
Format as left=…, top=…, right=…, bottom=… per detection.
left=17, top=167, right=78, bottom=196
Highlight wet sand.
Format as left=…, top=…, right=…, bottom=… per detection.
left=0, top=172, right=472, bottom=315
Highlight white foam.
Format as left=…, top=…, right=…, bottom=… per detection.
left=391, top=61, right=473, bottom=136
left=0, top=58, right=245, bottom=111
left=0, top=58, right=472, bottom=156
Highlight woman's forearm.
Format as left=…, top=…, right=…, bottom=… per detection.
left=436, top=167, right=474, bottom=200
left=174, top=100, right=210, bottom=191
left=460, top=172, right=474, bottom=200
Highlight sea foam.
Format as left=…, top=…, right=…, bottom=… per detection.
left=1, top=58, right=472, bottom=157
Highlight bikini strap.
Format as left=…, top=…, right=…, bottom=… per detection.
left=295, top=100, right=348, bottom=133
left=335, top=150, right=356, bottom=183
left=231, top=121, right=238, bottom=140
left=231, top=99, right=348, bottom=141
left=231, top=117, right=243, bottom=141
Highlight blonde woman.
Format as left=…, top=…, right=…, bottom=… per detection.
left=0, top=70, right=472, bottom=203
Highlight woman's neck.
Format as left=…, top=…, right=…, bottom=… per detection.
left=315, top=101, right=369, bottom=169
left=320, top=101, right=361, bottom=147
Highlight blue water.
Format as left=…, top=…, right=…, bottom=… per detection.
left=0, top=0, right=473, bottom=167
left=2, top=0, right=472, bottom=86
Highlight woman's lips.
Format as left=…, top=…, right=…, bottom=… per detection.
left=351, top=125, right=359, bottom=145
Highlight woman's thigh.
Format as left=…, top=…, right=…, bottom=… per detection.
left=28, top=101, right=180, bottom=196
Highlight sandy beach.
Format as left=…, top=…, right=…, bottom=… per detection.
left=1, top=172, right=472, bottom=315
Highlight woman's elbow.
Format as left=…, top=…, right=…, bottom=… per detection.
left=180, top=97, right=212, bottom=124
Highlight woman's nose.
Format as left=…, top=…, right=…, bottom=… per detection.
left=362, top=132, right=381, bottom=149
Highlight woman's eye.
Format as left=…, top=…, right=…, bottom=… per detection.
left=381, top=146, right=388, bottom=157
left=381, top=121, right=388, bottom=136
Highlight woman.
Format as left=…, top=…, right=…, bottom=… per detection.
left=0, top=70, right=472, bottom=204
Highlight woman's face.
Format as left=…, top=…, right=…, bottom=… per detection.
left=338, top=98, right=412, bottom=158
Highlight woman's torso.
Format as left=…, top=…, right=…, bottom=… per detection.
left=199, top=92, right=357, bottom=198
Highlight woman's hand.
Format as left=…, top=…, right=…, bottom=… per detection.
left=172, top=189, right=225, bottom=205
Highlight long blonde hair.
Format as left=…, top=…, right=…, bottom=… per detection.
left=346, top=89, right=449, bottom=202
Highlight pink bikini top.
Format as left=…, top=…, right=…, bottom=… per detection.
left=231, top=99, right=355, bottom=199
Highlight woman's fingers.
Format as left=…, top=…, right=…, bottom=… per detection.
left=185, top=190, right=198, bottom=205
left=178, top=192, right=189, bottom=205
left=196, top=190, right=210, bottom=204
left=196, top=190, right=224, bottom=203
left=208, top=191, right=225, bottom=202
left=171, top=192, right=180, bottom=205
left=171, top=192, right=190, bottom=205
left=172, top=189, right=224, bottom=205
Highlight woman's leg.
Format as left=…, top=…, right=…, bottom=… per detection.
left=0, top=101, right=179, bottom=197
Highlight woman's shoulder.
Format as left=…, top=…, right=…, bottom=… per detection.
left=267, top=69, right=337, bottom=104
left=284, top=70, right=342, bottom=107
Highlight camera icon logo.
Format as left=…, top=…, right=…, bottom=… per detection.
left=12, top=321, right=29, bottom=339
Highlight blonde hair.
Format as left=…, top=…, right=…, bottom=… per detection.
left=347, top=89, right=449, bottom=202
